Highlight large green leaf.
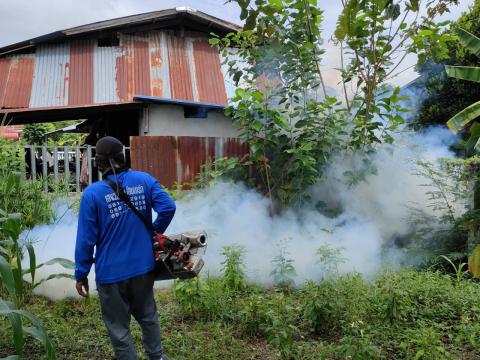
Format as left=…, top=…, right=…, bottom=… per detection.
left=445, top=66, right=480, bottom=83
left=1, top=218, right=22, bottom=242
left=23, top=326, right=56, bottom=360
left=32, top=273, right=75, bottom=289
left=37, top=258, right=75, bottom=270
left=456, top=28, right=480, bottom=58
left=446, top=100, right=480, bottom=133
left=11, top=267, right=23, bottom=303
left=25, top=243, right=36, bottom=286
left=0, top=256, right=16, bottom=303
left=0, top=299, right=23, bottom=357
left=0, top=355, right=20, bottom=359
left=0, top=302, right=55, bottom=359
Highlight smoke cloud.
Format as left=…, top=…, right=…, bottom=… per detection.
left=22, top=126, right=460, bottom=300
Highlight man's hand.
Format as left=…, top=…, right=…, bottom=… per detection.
left=76, top=278, right=89, bottom=297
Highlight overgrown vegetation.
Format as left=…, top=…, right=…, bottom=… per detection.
left=415, top=0, right=480, bottom=130
left=2, top=249, right=480, bottom=359
left=0, top=147, right=75, bottom=358
left=209, top=0, right=457, bottom=208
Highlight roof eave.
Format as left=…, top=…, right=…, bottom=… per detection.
left=0, top=8, right=240, bottom=57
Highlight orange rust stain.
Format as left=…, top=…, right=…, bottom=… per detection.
left=3, top=56, right=34, bottom=108
left=151, top=78, right=163, bottom=97
left=116, top=50, right=128, bottom=102
left=150, top=49, right=162, bottom=67
left=68, top=41, right=94, bottom=106
left=168, top=34, right=194, bottom=101
left=192, top=39, right=227, bottom=105
left=133, top=40, right=151, bottom=96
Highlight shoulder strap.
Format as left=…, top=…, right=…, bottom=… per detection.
left=104, top=177, right=155, bottom=236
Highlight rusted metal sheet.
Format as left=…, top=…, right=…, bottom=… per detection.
left=0, top=58, right=12, bottom=106
left=30, top=43, right=70, bottom=107
left=69, top=40, right=94, bottom=106
left=2, top=31, right=230, bottom=111
left=130, top=136, right=248, bottom=188
left=3, top=55, right=34, bottom=108
left=193, top=40, right=228, bottom=104
left=167, top=34, right=194, bottom=101
left=133, top=40, right=151, bottom=96
left=116, top=36, right=135, bottom=102
left=130, top=136, right=178, bottom=187
left=0, top=55, right=34, bottom=109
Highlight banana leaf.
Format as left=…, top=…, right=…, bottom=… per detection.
left=455, top=28, right=480, bottom=58
left=446, top=100, right=480, bottom=133
left=445, top=66, right=480, bottom=83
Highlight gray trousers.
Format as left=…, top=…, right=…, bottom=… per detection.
left=97, top=272, right=163, bottom=360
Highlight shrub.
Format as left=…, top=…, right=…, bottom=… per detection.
left=221, top=245, right=247, bottom=292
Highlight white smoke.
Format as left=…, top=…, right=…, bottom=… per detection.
left=22, top=127, right=459, bottom=300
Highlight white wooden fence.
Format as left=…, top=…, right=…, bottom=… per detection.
left=3, top=145, right=129, bottom=192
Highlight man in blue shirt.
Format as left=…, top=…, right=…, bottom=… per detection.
left=75, top=136, right=176, bottom=360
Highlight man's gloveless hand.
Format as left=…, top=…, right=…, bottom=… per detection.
left=76, top=278, right=89, bottom=297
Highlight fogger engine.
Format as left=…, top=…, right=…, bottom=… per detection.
left=153, top=231, right=207, bottom=280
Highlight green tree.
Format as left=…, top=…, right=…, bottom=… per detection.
left=415, top=0, right=480, bottom=130
left=22, top=121, right=85, bottom=146
left=216, top=0, right=457, bottom=207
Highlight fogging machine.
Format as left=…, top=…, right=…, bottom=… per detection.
left=103, top=178, right=207, bottom=280
left=153, top=231, right=207, bottom=280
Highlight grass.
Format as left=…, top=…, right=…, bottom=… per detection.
left=1, top=269, right=480, bottom=359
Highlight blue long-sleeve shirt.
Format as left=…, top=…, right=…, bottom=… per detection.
left=75, top=169, right=176, bottom=284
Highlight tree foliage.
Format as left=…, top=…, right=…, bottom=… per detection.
left=215, top=0, right=457, bottom=207
left=415, top=0, right=480, bottom=130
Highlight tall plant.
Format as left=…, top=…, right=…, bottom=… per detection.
left=215, top=0, right=457, bottom=207
left=442, top=28, right=480, bottom=274
left=335, top=0, right=457, bottom=147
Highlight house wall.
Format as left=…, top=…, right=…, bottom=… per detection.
left=139, top=104, right=239, bottom=138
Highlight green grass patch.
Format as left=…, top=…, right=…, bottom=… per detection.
left=1, top=269, right=480, bottom=359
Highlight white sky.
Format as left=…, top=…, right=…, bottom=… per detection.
left=0, top=0, right=474, bottom=87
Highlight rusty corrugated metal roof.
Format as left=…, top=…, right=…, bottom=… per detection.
left=0, top=8, right=240, bottom=57
left=1, top=30, right=230, bottom=112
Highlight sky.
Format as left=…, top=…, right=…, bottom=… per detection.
left=0, top=0, right=474, bottom=87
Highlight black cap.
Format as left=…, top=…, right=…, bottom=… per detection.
left=95, top=136, right=123, bottom=157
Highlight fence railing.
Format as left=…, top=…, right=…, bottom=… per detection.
left=2, top=145, right=130, bottom=192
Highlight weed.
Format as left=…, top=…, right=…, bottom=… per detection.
left=316, top=243, right=346, bottom=277
left=270, top=240, right=296, bottom=290
left=440, top=254, right=469, bottom=284
left=221, top=245, right=247, bottom=292
left=174, top=277, right=209, bottom=318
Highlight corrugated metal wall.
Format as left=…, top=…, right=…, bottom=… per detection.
left=130, top=136, right=248, bottom=188
left=0, top=55, right=35, bottom=108
left=0, top=31, right=229, bottom=110
left=30, top=44, right=70, bottom=107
